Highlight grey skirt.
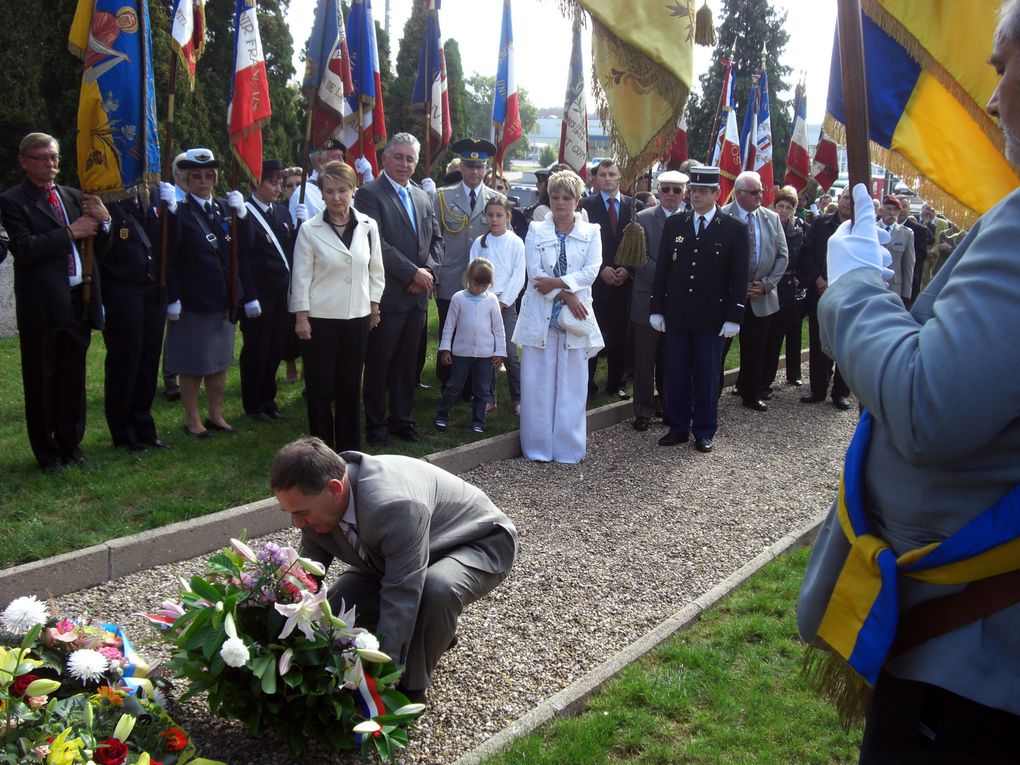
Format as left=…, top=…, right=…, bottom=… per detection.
left=165, top=310, right=235, bottom=376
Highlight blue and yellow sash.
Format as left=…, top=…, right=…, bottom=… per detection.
left=816, top=410, right=1020, bottom=685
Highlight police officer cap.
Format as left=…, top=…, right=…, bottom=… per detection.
left=451, top=138, right=497, bottom=167
left=318, top=138, right=347, bottom=153
left=178, top=147, right=219, bottom=169
left=687, top=166, right=720, bottom=188
left=656, top=170, right=689, bottom=188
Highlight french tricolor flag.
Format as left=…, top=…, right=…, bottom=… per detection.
left=228, top=0, right=272, bottom=183
left=491, top=0, right=521, bottom=171
left=353, top=671, right=386, bottom=747
left=784, top=80, right=811, bottom=191
left=170, top=0, right=206, bottom=89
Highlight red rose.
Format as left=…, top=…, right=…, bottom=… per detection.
left=94, top=737, right=129, bottom=765
left=160, top=727, right=188, bottom=751
left=10, top=673, right=40, bottom=699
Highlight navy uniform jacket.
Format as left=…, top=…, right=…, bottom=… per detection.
left=579, top=192, right=635, bottom=269
left=101, top=198, right=158, bottom=286
left=649, top=206, right=748, bottom=332
left=244, top=197, right=294, bottom=300
left=166, top=196, right=254, bottom=313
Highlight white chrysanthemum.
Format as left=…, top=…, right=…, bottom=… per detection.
left=66, top=649, right=109, bottom=683
left=354, top=632, right=380, bottom=651
left=220, top=637, right=250, bottom=668
left=2, top=595, right=50, bottom=634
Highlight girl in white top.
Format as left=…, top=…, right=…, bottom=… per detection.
left=469, top=194, right=526, bottom=414
left=435, top=258, right=507, bottom=434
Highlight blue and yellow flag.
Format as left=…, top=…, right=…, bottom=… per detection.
left=826, top=0, right=1019, bottom=222
left=68, top=0, right=160, bottom=199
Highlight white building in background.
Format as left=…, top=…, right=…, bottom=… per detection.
left=525, top=116, right=612, bottom=161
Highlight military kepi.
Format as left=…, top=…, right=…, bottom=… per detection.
left=318, top=137, right=346, bottom=153
left=451, top=138, right=497, bottom=167
left=687, top=166, right=720, bottom=187
left=178, top=147, right=219, bottom=169
left=262, top=158, right=283, bottom=180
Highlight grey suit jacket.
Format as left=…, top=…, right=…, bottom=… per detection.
left=722, top=202, right=788, bottom=317
left=299, top=452, right=518, bottom=667
left=432, top=183, right=496, bottom=300
left=881, top=222, right=915, bottom=299
left=354, top=175, right=443, bottom=313
left=631, top=205, right=672, bottom=326
left=797, top=188, right=1020, bottom=714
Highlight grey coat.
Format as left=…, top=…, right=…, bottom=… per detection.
left=797, top=188, right=1020, bottom=714
left=721, top=201, right=788, bottom=317
left=880, top=221, right=915, bottom=299
left=432, top=183, right=497, bottom=300
left=631, top=205, right=673, bottom=326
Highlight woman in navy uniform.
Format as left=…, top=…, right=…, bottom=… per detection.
left=157, top=148, right=254, bottom=438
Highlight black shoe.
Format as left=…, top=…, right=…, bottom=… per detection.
left=800, top=393, right=825, bottom=404
left=163, top=388, right=181, bottom=402
left=145, top=438, right=171, bottom=449
left=742, top=399, right=769, bottom=412
left=366, top=431, right=391, bottom=446
left=116, top=442, right=146, bottom=453
left=760, top=389, right=773, bottom=401
left=265, top=408, right=286, bottom=421
left=695, top=437, right=714, bottom=453
left=401, top=687, right=428, bottom=705
left=787, top=379, right=803, bottom=386
left=633, top=417, right=650, bottom=431
left=396, top=428, right=422, bottom=443
left=658, top=431, right=689, bottom=446
left=654, top=408, right=664, bottom=419
left=611, top=387, right=630, bottom=400
left=183, top=425, right=213, bottom=439
left=41, top=462, right=64, bottom=475
left=833, top=396, right=852, bottom=411
left=417, top=381, right=432, bottom=389
left=730, top=387, right=742, bottom=396
left=67, top=452, right=88, bottom=467
left=204, top=418, right=235, bottom=433
left=247, top=411, right=273, bottom=422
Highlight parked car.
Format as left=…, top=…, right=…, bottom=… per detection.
left=509, top=184, right=538, bottom=207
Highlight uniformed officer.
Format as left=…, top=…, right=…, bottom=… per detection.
left=432, top=138, right=499, bottom=386
left=100, top=194, right=170, bottom=451
left=240, top=158, right=295, bottom=421
left=649, top=166, right=748, bottom=453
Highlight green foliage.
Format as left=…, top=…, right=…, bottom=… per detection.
left=686, top=0, right=793, bottom=178
left=539, top=144, right=558, bottom=168
left=463, top=75, right=539, bottom=164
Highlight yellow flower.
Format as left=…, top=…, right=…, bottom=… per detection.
left=46, top=729, right=85, bottom=765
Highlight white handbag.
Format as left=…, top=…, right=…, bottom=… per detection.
left=557, top=299, right=599, bottom=337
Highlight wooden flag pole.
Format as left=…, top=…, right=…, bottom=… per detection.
left=299, top=97, right=314, bottom=206
left=159, top=54, right=179, bottom=293
left=229, top=156, right=240, bottom=322
left=836, top=0, right=870, bottom=222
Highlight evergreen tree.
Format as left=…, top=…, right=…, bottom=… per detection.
left=463, top=74, right=538, bottom=163
left=388, top=4, right=426, bottom=143
left=686, top=0, right=793, bottom=181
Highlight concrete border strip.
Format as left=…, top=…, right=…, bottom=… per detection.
left=451, top=512, right=827, bottom=765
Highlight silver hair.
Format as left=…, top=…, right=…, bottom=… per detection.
left=734, top=170, right=762, bottom=190
left=997, top=0, right=1020, bottom=44
left=384, top=132, right=421, bottom=158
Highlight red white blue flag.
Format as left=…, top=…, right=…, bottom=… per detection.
left=783, top=80, right=810, bottom=191
left=303, top=0, right=354, bottom=150
left=342, top=0, right=387, bottom=174
left=750, top=68, right=774, bottom=206
left=812, top=128, right=840, bottom=193
left=559, top=16, right=588, bottom=179
left=412, top=0, right=451, bottom=168
left=228, top=0, right=272, bottom=183
left=170, top=0, right=205, bottom=90
left=491, top=0, right=521, bottom=171
left=710, top=57, right=737, bottom=168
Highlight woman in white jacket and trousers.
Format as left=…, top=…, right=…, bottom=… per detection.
left=513, top=171, right=604, bottom=463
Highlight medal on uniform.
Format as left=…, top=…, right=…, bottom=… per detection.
left=119, top=227, right=130, bottom=240
left=674, top=235, right=684, bottom=244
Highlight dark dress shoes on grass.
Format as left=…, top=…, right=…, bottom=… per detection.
left=248, top=411, right=273, bottom=422
left=658, top=431, right=690, bottom=446
left=183, top=426, right=213, bottom=439
left=396, top=428, right=422, bottom=443
left=695, top=437, right=714, bottom=453
left=146, top=438, right=171, bottom=449
left=204, top=418, right=235, bottom=433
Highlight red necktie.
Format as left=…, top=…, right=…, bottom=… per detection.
left=607, top=197, right=618, bottom=235
left=46, top=186, right=75, bottom=277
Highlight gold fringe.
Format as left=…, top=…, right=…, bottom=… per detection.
left=822, top=113, right=978, bottom=227
left=589, top=16, right=690, bottom=182
left=860, top=0, right=1002, bottom=151
left=614, top=220, right=647, bottom=266
left=801, top=643, right=872, bottom=731
left=695, top=2, right=716, bottom=47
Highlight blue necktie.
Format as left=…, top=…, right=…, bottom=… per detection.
left=398, top=186, right=416, bottom=233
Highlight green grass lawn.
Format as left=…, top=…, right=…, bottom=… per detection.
left=482, top=546, right=863, bottom=765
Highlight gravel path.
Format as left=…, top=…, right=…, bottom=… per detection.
left=55, top=375, right=857, bottom=764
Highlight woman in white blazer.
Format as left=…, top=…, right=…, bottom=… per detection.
left=512, top=170, right=604, bottom=463
left=290, top=161, right=384, bottom=451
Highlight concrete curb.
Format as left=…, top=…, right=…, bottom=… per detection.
left=451, top=512, right=826, bottom=765
left=0, top=352, right=804, bottom=606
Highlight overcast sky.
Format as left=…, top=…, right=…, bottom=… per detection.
left=285, top=0, right=838, bottom=124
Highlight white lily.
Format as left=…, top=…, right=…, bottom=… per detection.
left=223, top=612, right=238, bottom=640
left=355, top=647, right=392, bottom=663
left=230, top=538, right=258, bottom=563
left=278, top=648, right=294, bottom=675
left=352, top=719, right=382, bottom=734
left=113, top=714, right=136, bottom=742
left=274, top=588, right=327, bottom=641
left=297, top=556, right=326, bottom=577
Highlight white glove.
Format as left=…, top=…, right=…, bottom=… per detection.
left=354, top=156, right=373, bottom=182
left=244, top=299, right=262, bottom=319
left=167, top=300, right=182, bottom=321
left=295, top=203, right=308, bottom=223
left=227, top=190, right=247, bottom=218
left=719, top=321, right=740, bottom=338
left=827, top=184, right=896, bottom=285
left=421, top=177, right=436, bottom=194
left=649, top=313, right=666, bottom=333
left=158, top=182, right=177, bottom=213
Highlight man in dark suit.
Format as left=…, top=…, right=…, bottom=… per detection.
left=896, top=194, right=930, bottom=302
left=0, top=132, right=111, bottom=472
left=240, top=159, right=295, bottom=422
left=100, top=196, right=169, bottom=452
left=271, top=437, right=517, bottom=702
left=579, top=158, right=635, bottom=398
left=649, top=166, right=748, bottom=453
left=354, top=133, right=443, bottom=446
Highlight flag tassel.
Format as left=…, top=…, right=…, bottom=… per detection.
left=695, top=2, right=716, bottom=47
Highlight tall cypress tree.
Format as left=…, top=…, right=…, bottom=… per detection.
left=686, top=0, right=793, bottom=181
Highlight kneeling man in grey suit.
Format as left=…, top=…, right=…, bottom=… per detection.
left=270, top=438, right=518, bottom=701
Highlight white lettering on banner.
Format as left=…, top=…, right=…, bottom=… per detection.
left=234, top=9, right=263, bottom=72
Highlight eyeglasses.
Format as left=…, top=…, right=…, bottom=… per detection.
left=658, top=185, right=684, bottom=194
left=25, top=153, right=60, bottom=163
left=738, top=188, right=764, bottom=196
